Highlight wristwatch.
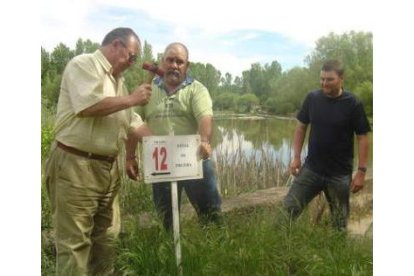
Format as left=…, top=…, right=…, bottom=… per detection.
left=358, top=167, right=367, bottom=173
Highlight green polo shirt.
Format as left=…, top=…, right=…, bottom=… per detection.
left=54, top=50, right=143, bottom=155
left=135, top=76, right=213, bottom=135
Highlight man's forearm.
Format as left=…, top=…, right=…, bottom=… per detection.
left=125, top=124, right=153, bottom=159
left=78, top=84, right=152, bottom=117
left=293, top=122, right=307, bottom=159
left=357, top=134, right=369, bottom=168
left=78, top=96, right=134, bottom=117
left=198, top=115, right=213, bottom=142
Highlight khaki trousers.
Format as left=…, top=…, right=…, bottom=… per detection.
left=45, top=144, right=121, bottom=275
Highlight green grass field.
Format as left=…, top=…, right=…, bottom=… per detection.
left=41, top=178, right=372, bottom=275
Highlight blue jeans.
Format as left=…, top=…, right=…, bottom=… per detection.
left=152, top=159, right=222, bottom=230
left=283, top=166, right=352, bottom=230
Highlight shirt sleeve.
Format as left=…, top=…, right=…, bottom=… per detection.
left=64, top=57, right=106, bottom=114
left=352, top=101, right=371, bottom=134
left=191, top=83, right=213, bottom=121
left=128, top=111, right=144, bottom=133
left=297, top=93, right=311, bottom=124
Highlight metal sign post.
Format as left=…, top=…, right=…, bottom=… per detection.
left=142, top=134, right=203, bottom=274
left=171, top=180, right=182, bottom=274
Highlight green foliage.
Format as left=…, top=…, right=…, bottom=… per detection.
left=119, top=179, right=154, bottom=213
left=305, top=31, right=373, bottom=114
left=41, top=181, right=372, bottom=275
left=41, top=104, right=55, bottom=162
left=188, top=62, right=221, bottom=97
left=41, top=124, right=54, bottom=161
left=75, top=38, right=100, bottom=55
left=354, top=81, right=373, bottom=116
left=50, top=43, right=75, bottom=74
left=236, top=93, right=259, bottom=113
left=214, top=92, right=238, bottom=111
left=241, top=61, right=283, bottom=103
left=266, top=66, right=313, bottom=114
left=41, top=31, right=373, bottom=119
left=41, top=71, right=62, bottom=108
left=115, top=205, right=372, bottom=275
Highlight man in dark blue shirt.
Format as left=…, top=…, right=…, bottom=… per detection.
left=283, top=59, right=371, bottom=230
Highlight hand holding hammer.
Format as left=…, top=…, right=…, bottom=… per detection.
left=129, top=63, right=164, bottom=106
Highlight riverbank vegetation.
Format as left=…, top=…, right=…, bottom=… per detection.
left=42, top=31, right=372, bottom=118
left=42, top=178, right=372, bottom=275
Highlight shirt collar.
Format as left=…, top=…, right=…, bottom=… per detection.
left=94, top=49, right=123, bottom=82
left=154, top=75, right=194, bottom=95
left=94, top=50, right=112, bottom=74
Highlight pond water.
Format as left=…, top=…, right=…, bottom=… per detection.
left=211, top=116, right=373, bottom=175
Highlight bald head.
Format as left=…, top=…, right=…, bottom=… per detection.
left=164, top=42, right=189, bottom=61
left=161, top=42, right=190, bottom=91
left=101, top=27, right=140, bottom=48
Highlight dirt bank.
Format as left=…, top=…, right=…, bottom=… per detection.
left=139, top=178, right=373, bottom=236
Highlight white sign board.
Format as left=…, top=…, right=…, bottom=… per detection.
left=142, top=135, right=203, bottom=183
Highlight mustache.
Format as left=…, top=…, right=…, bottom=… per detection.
left=166, top=70, right=180, bottom=77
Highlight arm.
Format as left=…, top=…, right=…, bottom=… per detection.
left=198, top=115, right=213, bottom=160
left=124, top=124, right=153, bottom=180
left=78, top=84, right=152, bottom=117
left=351, top=134, right=369, bottom=193
left=290, top=121, right=308, bottom=176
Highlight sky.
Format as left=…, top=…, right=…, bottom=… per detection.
left=40, top=0, right=375, bottom=78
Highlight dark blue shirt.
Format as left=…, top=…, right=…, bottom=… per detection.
left=297, top=89, right=371, bottom=176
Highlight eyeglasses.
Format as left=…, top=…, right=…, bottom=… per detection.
left=119, top=40, right=138, bottom=64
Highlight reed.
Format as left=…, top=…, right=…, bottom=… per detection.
left=214, top=138, right=291, bottom=197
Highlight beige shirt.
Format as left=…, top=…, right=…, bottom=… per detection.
left=54, top=50, right=143, bottom=155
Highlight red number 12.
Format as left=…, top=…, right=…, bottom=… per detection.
left=152, top=147, right=168, bottom=171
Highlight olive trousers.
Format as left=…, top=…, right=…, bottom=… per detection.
left=45, top=144, right=121, bottom=275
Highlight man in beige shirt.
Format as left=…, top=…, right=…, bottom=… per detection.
left=45, top=27, right=151, bottom=275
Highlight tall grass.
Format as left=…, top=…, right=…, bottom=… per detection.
left=214, top=137, right=291, bottom=197
left=41, top=167, right=372, bottom=276
left=41, top=105, right=56, bottom=275
left=116, top=205, right=372, bottom=275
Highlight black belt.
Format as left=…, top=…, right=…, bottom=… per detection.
left=57, top=141, right=116, bottom=163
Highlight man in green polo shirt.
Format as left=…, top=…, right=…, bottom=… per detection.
left=126, top=42, right=222, bottom=230
left=44, top=27, right=152, bottom=275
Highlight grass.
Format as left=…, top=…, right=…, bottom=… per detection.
left=115, top=204, right=372, bottom=275
left=41, top=176, right=372, bottom=275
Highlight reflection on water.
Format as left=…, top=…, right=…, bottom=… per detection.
left=212, top=117, right=306, bottom=168
left=213, top=127, right=297, bottom=168
left=210, top=116, right=373, bottom=195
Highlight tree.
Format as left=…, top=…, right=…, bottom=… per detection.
left=354, top=81, right=373, bottom=116
left=236, top=93, right=259, bottom=113
left=304, top=31, right=373, bottom=114
left=75, top=39, right=100, bottom=55
left=41, top=47, right=50, bottom=81
left=40, top=31, right=373, bottom=117
left=124, top=40, right=155, bottom=91
left=268, top=66, right=313, bottom=115
left=188, top=62, right=221, bottom=98
left=50, top=43, right=74, bottom=75
left=214, top=92, right=237, bottom=111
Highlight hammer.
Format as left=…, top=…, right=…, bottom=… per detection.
left=142, top=62, right=164, bottom=84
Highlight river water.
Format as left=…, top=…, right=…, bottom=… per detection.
left=210, top=116, right=373, bottom=194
